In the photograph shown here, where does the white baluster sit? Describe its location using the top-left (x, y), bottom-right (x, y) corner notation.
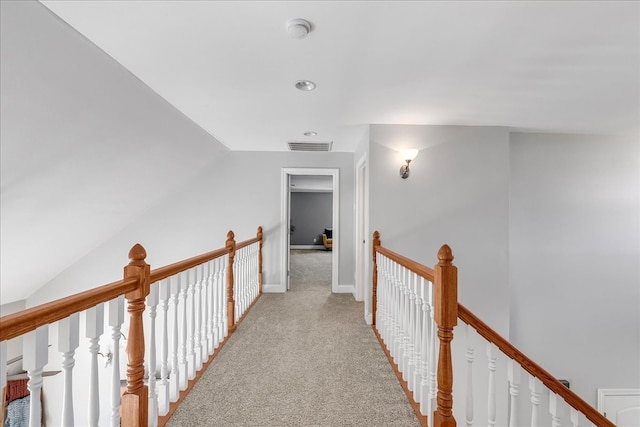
top-left (486, 342), bottom-right (497, 427)
top-left (222, 256), bottom-right (229, 339)
top-left (570, 408), bottom-right (579, 427)
top-left (399, 267), bottom-right (410, 374)
top-left (108, 296), bottom-right (124, 427)
top-left (508, 359), bottom-right (521, 427)
top-left (59, 313), bottom-right (80, 426)
top-left (529, 376), bottom-right (543, 427)
top-left (158, 280), bottom-right (170, 416)
top-left (550, 392), bottom-right (562, 427)
top-left (383, 255), bottom-right (391, 347)
top-left (200, 263), bottom-right (209, 363)
top-left (418, 283), bottom-right (431, 417)
top-left (392, 262), bottom-right (403, 363)
top-left (465, 323), bottom-right (475, 427)
top-left (405, 271), bottom-right (416, 389)
top-left (170, 275), bottom-right (181, 400)
top-left (207, 260), bottom-right (215, 355)
top-left (24, 325), bottom-right (48, 427)
top-left (194, 266), bottom-right (203, 371)
top-left (187, 268), bottom-right (196, 379)
top-left (219, 256), bottom-right (227, 343)
top-left (211, 259), bottom-right (220, 350)
top-left (411, 276), bottom-right (423, 402)
top-left (179, 272), bottom-right (189, 389)
top-left (147, 284), bottom-right (159, 427)
top-left (427, 282), bottom-right (437, 424)
top-left (235, 249), bottom-right (242, 320)
top-left (86, 304), bottom-right (104, 427)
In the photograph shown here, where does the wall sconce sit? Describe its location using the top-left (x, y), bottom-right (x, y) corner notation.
top-left (399, 149), bottom-right (419, 179)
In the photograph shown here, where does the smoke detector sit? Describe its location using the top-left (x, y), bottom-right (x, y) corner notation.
top-left (287, 19), bottom-right (312, 39)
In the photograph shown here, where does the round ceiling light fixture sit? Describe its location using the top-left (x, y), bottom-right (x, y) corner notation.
top-left (304, 131), bottom-right (317, 137)
top-left (295, 80), bottom-right (316, 91)
top-left (287, 18), bottom-right (312, 39)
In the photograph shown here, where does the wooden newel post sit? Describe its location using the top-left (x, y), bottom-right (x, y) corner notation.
top-left (121, 244), bottom-right (150, 427)
top-left (257, 226), bottom-right (263, 295)
top-left (372, 231), bottom-right (381, 326)
top-left (226, 231), bottom-right (237, 332)
top-left (433, 244), bottom-right (458, 427)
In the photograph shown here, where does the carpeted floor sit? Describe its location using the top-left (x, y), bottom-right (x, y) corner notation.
top-left (165, 249), bottom-right (419, 426)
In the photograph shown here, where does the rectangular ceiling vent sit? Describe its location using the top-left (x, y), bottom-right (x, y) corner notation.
top-left (287, 141), bottom-right (333, 152)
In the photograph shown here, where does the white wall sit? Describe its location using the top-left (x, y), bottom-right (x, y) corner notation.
top-left (30, 150), bottom-right (355, 306)
top-left (369, 125), bottom-right (511, 335)
top-left (509, 132), bottom-right (640, 403)
top-left (1, 0), bottom-right (228, 304)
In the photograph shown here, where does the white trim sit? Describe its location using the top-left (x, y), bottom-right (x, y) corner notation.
top-left (262, 284), bottom-right (285, 293)
top-left (335, 284), bottom-right (355, 294)
top-left (355, 153), bottom-right (371, 323)
top-left (281, 168), bottom-right (340, 293)
top-left (597, 388), bottom-right (640, 411)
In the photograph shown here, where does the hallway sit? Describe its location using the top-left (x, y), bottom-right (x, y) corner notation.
top-left (165, 250), bottom-right (419, 426)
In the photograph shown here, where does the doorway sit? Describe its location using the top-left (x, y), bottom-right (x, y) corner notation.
top-left (281, 168), bottom-right (339, 293)
top-left (355, 153), bottom-right (370, 323)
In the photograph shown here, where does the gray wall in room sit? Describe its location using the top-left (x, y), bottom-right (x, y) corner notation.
top-left (369, 125), bottom-right (511, 337)
top-left (290, 192), bottom-right (332, 246)
top-left (367, 124), bottom-right (640, 408)
top-left (509, 132), bottom-right (639, 404)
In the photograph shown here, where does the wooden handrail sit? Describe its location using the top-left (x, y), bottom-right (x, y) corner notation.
top-left (1, 228), bottom-right (264, 427)
top-left (374, 245), bottom-right (436, 282)
top-left (150, 247), bottom-right (230, 284)
top-left (458, 304), bottom-right (615, 427)
top-left (0, 277), bottom-right (138, 342)
top-left (1, 232), bottom-right (263, 343)
top-left (236, 236), bottom-right (260, 251)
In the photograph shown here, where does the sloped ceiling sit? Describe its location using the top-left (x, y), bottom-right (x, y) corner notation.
top-left (0, 1), bottom-right (228, 304)
top-left (1, 1), bottom-right (638, 305)
top-left (39, 0), bottom-right (639, 152)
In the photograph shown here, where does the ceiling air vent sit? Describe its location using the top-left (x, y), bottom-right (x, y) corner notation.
top-left (287, 141), bottom-right (333, 152)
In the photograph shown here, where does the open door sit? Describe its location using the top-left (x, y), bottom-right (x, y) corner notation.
top-left (281, 168), bottom-right (339, 293)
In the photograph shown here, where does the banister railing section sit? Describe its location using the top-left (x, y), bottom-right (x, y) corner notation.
top-left (0, 227), bottom-right (263, 427)
top-left (371, 230), bottom-right (614, 427)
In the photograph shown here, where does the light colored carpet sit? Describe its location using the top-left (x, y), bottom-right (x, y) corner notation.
top-left (166, 249), bottom-right (419, 426)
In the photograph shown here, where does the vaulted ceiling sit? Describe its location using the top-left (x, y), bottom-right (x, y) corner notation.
top-left (1, 1), bottom-right (638, 306)
top-left (40, 1), bottom-right (639, 152)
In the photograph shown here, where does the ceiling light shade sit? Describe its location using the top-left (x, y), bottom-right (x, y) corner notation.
top-left (304, 131), bottom-right (317, 136)
top-left (287, 19), bottom-right (311, 39)
top-left (295, 80), bottom-right (316, 91)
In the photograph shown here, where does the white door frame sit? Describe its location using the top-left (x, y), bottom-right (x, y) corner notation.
top-left (355, 153), bottom-right (371, 323)
top-left (281, 168), bottom-right (339, 293)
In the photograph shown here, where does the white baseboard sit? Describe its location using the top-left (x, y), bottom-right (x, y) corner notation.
top-left (334, 283), bottom-right (355, 296)
top-left (290, 245), bottom-right (325, 250)
top-left (262, 284), bottom-right (285, 293)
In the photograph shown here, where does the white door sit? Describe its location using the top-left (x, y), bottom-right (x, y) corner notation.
top-left (598, 388), bottom-right (640, 426)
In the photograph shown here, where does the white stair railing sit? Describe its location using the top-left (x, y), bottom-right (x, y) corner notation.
top-left (0, 227), bottom-right (263, 427)
top-left (59, 313), bottom-right (80, 426)
top-left (86, 304), bottom-right (104, 427)
top-left (25, 325), bottom-right (48, 427)
top-left (456, 305), bottom-right (615, 427)
top-left (372, 235), bottom-right (439, 422)
top-left (371, 231), bottom-right (613, 427)
top-left (108, 296), bottom-right (124, 427)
